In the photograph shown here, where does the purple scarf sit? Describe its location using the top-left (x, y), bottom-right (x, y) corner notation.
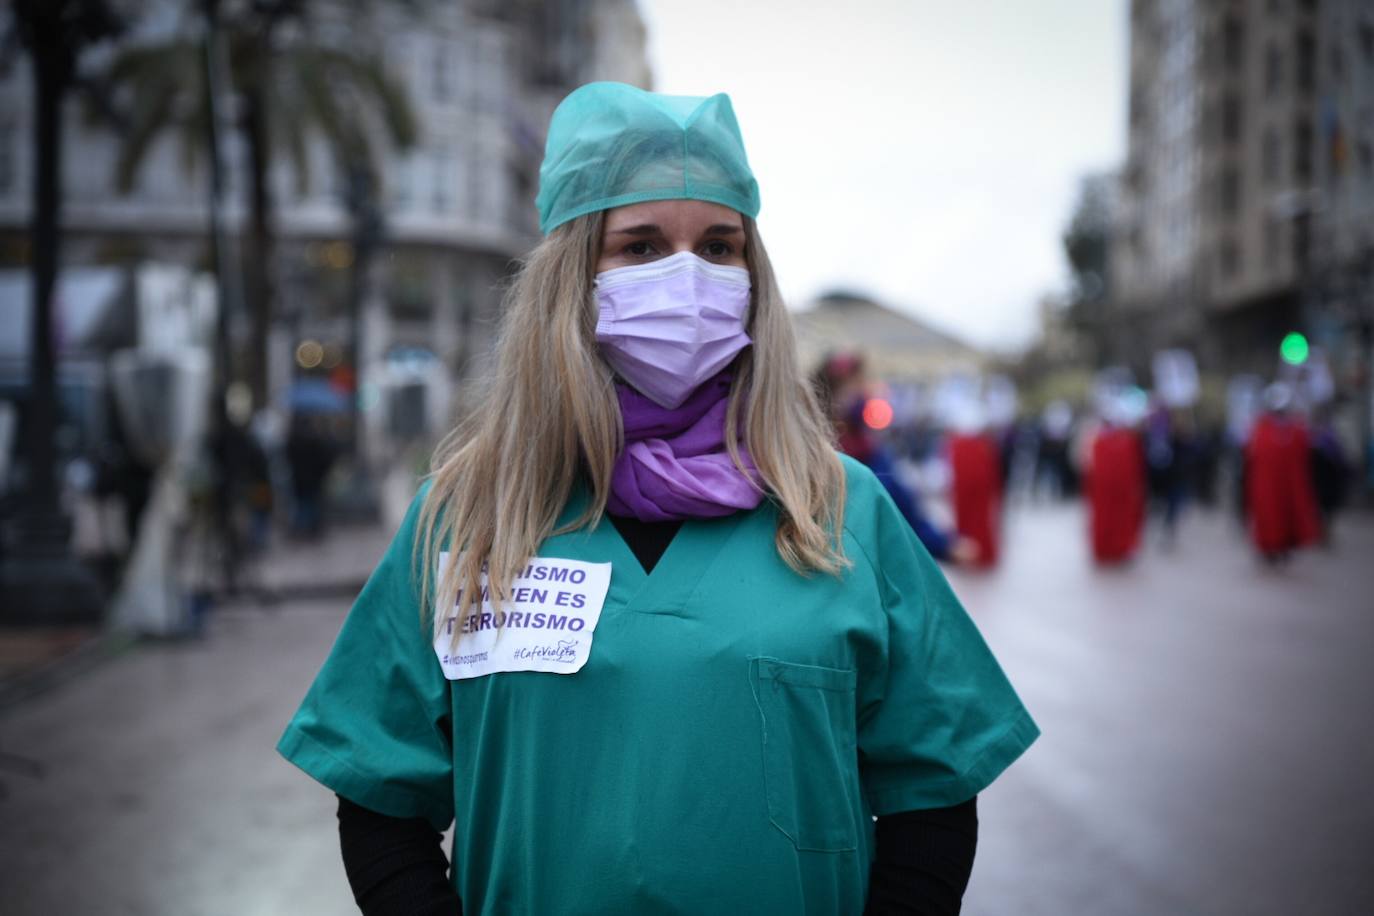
top-left (609, 371), bottom-right (765, 521)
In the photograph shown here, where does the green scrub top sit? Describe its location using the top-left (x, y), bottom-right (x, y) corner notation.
top-left (278, 455), bottom-right (1038, 914)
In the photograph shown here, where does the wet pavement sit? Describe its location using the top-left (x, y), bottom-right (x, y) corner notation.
top-left (957, 506), bottom-right (1374, 916)
top-left (2, 503), bottom-right (1372, 915)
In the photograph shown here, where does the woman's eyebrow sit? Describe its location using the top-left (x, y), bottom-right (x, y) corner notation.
top-left (608, 223), bottom-right (742, 237)
top-left (608, 224), bottom-right (661, 236)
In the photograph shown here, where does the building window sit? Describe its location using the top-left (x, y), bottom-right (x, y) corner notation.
top-left (1294, 117), bottom-right (1313, 181)
top-left (328, 155), bottom-right (348, 202)
top-left (476, 38), bottom-right (500, 112)
top-left (1219, 239), bottom-right (1240, 279)
top-left (0, 119), bottom-right (13, 194)
top-left (386, 251), bottom-right (435, 320)
top-left (1219, 167), bottom-right (1242, 215)
top-left (432, 147), bottom-right (453, 213)
top-left (1293, 212), bottom-right (1310, 270)
top-left (1330, 43), bottom-right (1346, 85)
top-left (1221, 94), bottom-right (1243, 143)
top-left (1223, 16), bottom-right (1245, 72)
top-left (433, 43), bottom-right (453, 102)
top-left (390, 155), bottom-right (414, 211)
top-left (1262, 129), bottom-right (1282, 184)
top-left (466, 139), bottom-right (484, 219)
top-left (1296, 30), bottom-right (1316, 92)
top-left (1265, 45), bottom-right (1284, 95)
top-left (1264, 220), bottom-right (1282, 269)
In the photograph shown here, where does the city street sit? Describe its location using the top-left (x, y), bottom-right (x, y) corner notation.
top-left (2, 502), bottom-right (1372, 915)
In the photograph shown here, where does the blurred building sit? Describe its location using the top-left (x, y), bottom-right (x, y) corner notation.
top-left (1311, 0), bottom-right (1374, 388)
top-left (1112, 0), bottom-right (1202, 356)
top-left (792, 291), bottom-right (987, 382)
top-left (1112, 0), bottom-right (1371, 372)
top-left (1111, 0), bottom-right (1373, 486)
top-left (0, 0), bottom-right (651, 463)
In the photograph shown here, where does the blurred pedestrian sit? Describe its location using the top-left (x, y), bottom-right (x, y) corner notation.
top-left (1309, 406), bottom-right (1350, 542)
top-left (278, 82), bottom-right (1037, 915)
top-left (1144, 402), bottom-right (1193, 549)
top-left (1083, 403), bottom-right (1147, 565)
top-left (1191, 420), bottom-right (1224, 509)
top-left (946, 405), bottom-right (1002, 569)
top-left (285, 413), bottom-right (338, 539)
top-left (218, 416), bottom-right (273, 554)
top-left (1244, 384), bottom-right (1321, 563)
top-left (813, 351), bottom-right (981, 566)
top-left (1036, 400), bottom-right (1076, 500)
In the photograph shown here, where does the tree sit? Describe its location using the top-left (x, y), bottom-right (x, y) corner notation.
top-left (2, 1), bottom-right (127, 623)
top-left (97, 0), bottom-right (418, 408)
top-left (1061, 173), bottom-right (1117, 366)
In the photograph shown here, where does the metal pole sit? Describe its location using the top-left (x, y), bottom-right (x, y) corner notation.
top-left (0, 5), bottom-right (102, 623)
top-left (336, 161), bottom-right (382, 522)
top-left (201, 0), bottom-right (244, 595)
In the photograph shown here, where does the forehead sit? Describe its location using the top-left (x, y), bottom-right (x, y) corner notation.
top-left (602, 199), bottom-right (744, 232)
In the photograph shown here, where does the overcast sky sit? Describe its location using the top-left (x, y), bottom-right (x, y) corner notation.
top-left (637, 0), bottom-right (1128, 352)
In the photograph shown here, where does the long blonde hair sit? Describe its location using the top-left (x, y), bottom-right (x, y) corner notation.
top-left (416, 210), bottom-right (847, 636)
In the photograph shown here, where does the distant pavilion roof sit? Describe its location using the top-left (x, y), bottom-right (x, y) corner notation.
top-left (791, 292), bottom-right (986, 381)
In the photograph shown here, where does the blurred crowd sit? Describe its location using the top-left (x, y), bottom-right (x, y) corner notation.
top-left (812, 351), bottom-right (1355, 572)
top-left (0, 340), bottom-right (1356, 639)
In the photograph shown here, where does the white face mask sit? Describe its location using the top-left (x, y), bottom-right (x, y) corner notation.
top-left (593, 251), bottom-right (753, 409)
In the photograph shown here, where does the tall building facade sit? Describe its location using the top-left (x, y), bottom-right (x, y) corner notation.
top-left (1111, 0), bottom-right (1372, 376)
top-left (1310, 0), bottom-right (1374, 381)
top-left (1113, 0), bottom-right (1204, 361)
top-left (0, 0), bottom-right (652, 457)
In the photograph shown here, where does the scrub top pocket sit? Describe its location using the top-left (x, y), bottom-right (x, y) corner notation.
top-left (750, 657), bottom-right (861, 853)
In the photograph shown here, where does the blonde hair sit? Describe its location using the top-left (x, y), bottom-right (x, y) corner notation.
top-left (416, 211), bottom-right (847, 638)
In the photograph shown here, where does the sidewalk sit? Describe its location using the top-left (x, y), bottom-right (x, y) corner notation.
top-left (0, 625), bottom-right (132, 712)
top-left (251, 465), bottom-right (416, 600)
top-left (0, 521), bottom-right (392, 713)
top-left (0, 468), bottom-right (421, 712)
top-left (250, 523), bottom-right (393, 601)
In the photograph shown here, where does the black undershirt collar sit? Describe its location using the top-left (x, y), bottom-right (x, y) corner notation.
top-left (607, 513), bottom-right (683, 574)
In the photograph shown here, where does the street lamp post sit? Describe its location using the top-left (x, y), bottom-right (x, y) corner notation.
top-left (332, 160), bottom-right (384, 521)
top-left (201, 0), bottom-right (245, 595)
top-left (0, 1), bottom-right (120, 624)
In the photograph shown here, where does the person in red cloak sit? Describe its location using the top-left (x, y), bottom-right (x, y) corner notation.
top-left (1084, 408), bottom-right (1147, 565)
top-left (1244, 384), bottom-right (1322, 562)
top-left (946, 411), bottom-right (1002, 569)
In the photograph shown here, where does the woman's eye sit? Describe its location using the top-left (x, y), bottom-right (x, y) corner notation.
top-left (702, 240), bottom-right (733, 258)
top-left (625, 241), bottom-right (657, 257)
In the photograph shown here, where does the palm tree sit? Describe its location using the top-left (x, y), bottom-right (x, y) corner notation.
top-left (98, 0), bottom-right (419, 408)
top-left (2, 0), bottom-right (126, 623)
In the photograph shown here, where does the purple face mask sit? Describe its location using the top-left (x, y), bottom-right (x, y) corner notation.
top-left (594, 251), bottom-right (752, 409)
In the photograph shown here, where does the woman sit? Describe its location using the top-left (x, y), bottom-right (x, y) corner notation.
top-left (278, 82), bottom-right (1037, 915)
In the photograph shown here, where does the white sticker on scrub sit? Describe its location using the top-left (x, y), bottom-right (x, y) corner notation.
top-left (432, 552), bottom-right (612, 680)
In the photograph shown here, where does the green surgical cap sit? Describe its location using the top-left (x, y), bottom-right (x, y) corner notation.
top-left (536, 81), bottom-right (761, 235)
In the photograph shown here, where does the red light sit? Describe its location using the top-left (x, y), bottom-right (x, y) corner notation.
top-left (862, 398), bottom-right (893, 430)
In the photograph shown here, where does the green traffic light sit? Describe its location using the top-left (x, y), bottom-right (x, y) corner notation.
top-left (1280, 332), bottom-right (1309, 366)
